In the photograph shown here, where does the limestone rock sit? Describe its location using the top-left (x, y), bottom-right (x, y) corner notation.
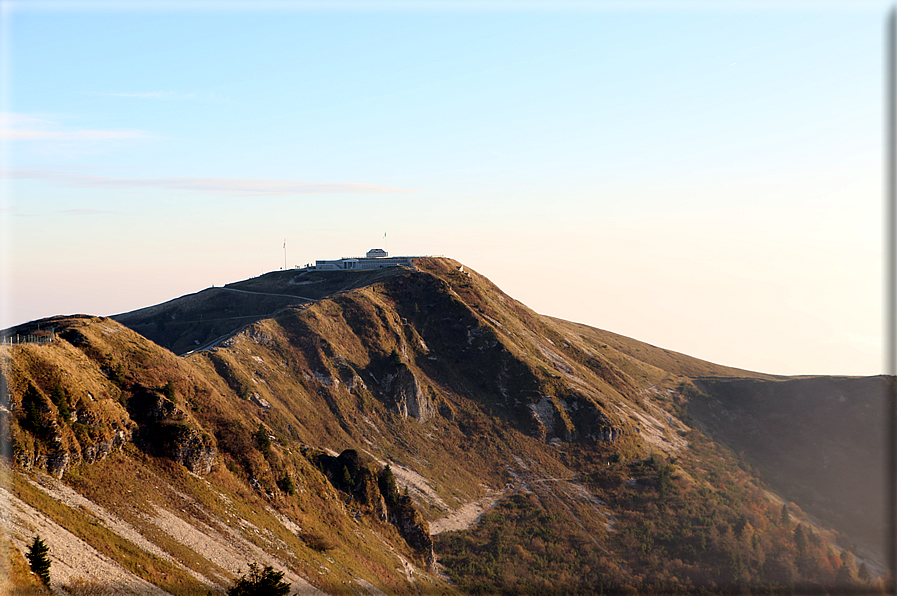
top-left (168, 426), bottom-right (216, 475)
top-left (383, 364), bottom-right (437, 423)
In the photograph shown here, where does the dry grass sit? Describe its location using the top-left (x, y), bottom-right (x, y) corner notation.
top-left (61, 577), bottom-right (119, 596)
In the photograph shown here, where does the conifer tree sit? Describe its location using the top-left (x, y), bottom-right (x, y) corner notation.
top-left (26, 535), bottom-right (51, 587)
top-left (836, 549), bottom-right (857, 583)
top-left (379, 464), bottom-right (399, 507)
top-left (858, 562), bottom-right (872, 583)
top-left (779, 503), bottom-right (790, 526)
top-left (49, 383), bottom-right (71, 423)
top-left (341, 465), bottom-right (353, 491)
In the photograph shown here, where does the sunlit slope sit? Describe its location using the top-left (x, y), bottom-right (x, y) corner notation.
top-left (2, 314), bottom-right (453, 593)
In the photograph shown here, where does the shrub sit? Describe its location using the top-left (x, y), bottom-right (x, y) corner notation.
top-left (277, 474), bottom-right (295, 495)
top-left (160, 380), bottom-right (176, 401)
top-left (299, 531), bottom-right (335, 552)
top-left (389, 349), bottom-right (403, 367)
top-left (254, 424), bottom-right (271, 455)
top-left (227, 563), bottom-right (290, 596)
top-left (63, 576), bottom-right (117, 595)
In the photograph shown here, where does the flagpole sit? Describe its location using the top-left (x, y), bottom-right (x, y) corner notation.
top-left (284, 239), bottom-right (287, 270)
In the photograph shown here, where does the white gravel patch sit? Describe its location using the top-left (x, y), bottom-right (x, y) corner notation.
top-left (0, 486), bottom-right (166, 595)
top-left (429, 494), bottom-right (500, 535)
top-left (24, 475), bottom-right (213, 587)
top-left (145, 506), bottom-right (325, 595)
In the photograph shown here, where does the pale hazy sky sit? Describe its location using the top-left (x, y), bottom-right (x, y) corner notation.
top-left (0, 1), bottom-right (890, 376)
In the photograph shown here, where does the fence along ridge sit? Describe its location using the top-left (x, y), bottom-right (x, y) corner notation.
top-left (0, 330), bottom-right (57, 345)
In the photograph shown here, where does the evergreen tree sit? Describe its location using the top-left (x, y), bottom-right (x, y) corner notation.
top-left (50, 383), bottom-right (71, 422)
top-left (379, 464), bottom-right (399, 507)
top-left (22, 385), bottom-right (45, 435)
top-left (779, 503), bottom-right (790, 526)
top-left (793, 525), bottom-right (807, 554)
top-left (858, 562), bottom-right (872, 583)
top-left (26, 535), bottom-right (51, 587)
top-left (277, 474), bottom-right (295, 496)
top-left (341, 465), bottom-right (354, 491)
top-left (836, 549), bottom-right (857, 584)
top-left (254, 424), bottom-right (271, 455)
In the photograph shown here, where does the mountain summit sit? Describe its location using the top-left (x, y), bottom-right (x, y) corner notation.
top-left (1, 258), bottom-right (889, 594)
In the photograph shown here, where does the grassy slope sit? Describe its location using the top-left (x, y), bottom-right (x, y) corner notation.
top-left (2, 315), bottom-right (445, 595)
top-left (111, 268), bottom-right (410, 356)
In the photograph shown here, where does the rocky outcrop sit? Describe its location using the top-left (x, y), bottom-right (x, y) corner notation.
top-left (249, 392), bottom-right (271, 410)
top-left (167, 426), bottom-right (216, 475)
top-left (128, 385), bottom-right (216, 475)
top-left (81, 428), bottom-right (131, 464)
top-left (381, 364), bottom-right (438, 423)
top-left (527, 396), bottom-right (577, 443)
top-left (313, 449), bottom-right (388, 520)
top-left (313, 449), bottom-right (434, 566)
top-left (42, 449), bottom-right (70, 479)
top-left (390, 495), bottom-right (436, 570)
top-left (129, 391), bottom-right (184, 421)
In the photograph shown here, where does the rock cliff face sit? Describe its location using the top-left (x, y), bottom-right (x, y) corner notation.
top-left (391, 495), bottom-right (436, 569)
top-left (127, 384), bottom-right (217, 475)
top-left (166, 425), bottom-right (216, 475)
top-left (381, 364), bottom-right (438, 423)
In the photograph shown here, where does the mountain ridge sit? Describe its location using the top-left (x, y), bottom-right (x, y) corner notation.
top-left (1, 257), bottom-right (889, 594)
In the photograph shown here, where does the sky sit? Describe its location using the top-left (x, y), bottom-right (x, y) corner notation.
top-left (0, 0), bottom-right (890, 376)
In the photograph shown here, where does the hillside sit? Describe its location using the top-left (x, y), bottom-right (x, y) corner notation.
top-left (1, 258), bottom-right (890, 595)
top-left (112, 267), bottom-right (410, 356)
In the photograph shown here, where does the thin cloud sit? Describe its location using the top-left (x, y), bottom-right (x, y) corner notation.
top-left (3, 170), bottom-right (419, 195)
top-left (0, 112), bottom-right (153, 142)
top-left (3, 129), bottom-right (151, 141)
top-left (0, 204), bottom-right (118, 217)
top-left (55, 208), bottom-right (120, 216)
top-left (88, 91), bottom-right (228, 102)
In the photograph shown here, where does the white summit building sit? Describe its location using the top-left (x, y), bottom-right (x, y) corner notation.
top-left (314, 249), bottom-right (414, 271)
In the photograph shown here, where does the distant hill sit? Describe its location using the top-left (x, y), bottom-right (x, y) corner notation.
top-left (1, 257), bottom-right (889, 594)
